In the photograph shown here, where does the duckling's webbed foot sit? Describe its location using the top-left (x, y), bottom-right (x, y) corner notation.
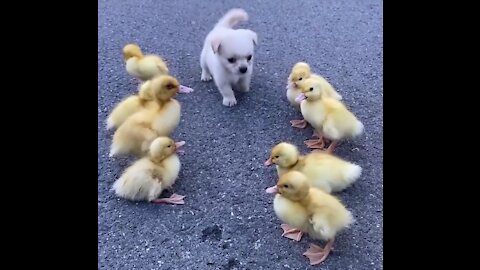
top-left (280, 224), bottom-right (304, 241)
top-left (311, 130), bottom-right (331, 143)
top-left (326, 140), bottom-right (339, 153)
top-left (304, 137), bottom-right (326, 149)
top-left (303, 239), bottom-right (334, 265)
top-left (290, 119), bottom-right (307, 129)
top-left (151, 193), bottom-right (185, 205)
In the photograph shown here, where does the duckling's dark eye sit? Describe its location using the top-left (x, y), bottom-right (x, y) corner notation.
top-left (228, 58), bottom-right (236, 63)
top-left (167, 145), bottom-right (171, 148)
top-left (309, 87), bottom-right (314, 91)
top-left (283, 184), bottom-right (289, 188)
top-left (247, 55), bottom-right (252, 61)
top-left (166, 84), bottom-right (175, 89)
top-left (298, 78), bottom-right (302, 81)
top-left (275, 156), bottom-right (279, 158)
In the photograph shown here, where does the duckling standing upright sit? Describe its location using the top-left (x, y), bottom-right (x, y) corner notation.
top-left (109, 75), bottom-right (183, 157)
top-left (106, 78), bottom-right (193, 130)
top-left (265, 142), bottom-right (361, 193)
top-left (296, 77), bottom-right (363, 153)
top-left (264, 142), bottom-right (361, 240)
top-left (123, 43), bottom-right (194, 93)
top-left (266, 171), bottom-right (354, 265)
top-left (286, 62), bottom-right (342, 129)
top-left (106, 81), bottom-right (158, 130)
top-left (112, 137), bottom-right (186, 204)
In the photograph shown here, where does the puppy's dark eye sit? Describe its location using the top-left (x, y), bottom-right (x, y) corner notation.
top-left (309, 87), bottom-right (314, 91)
top-left (274, 156), bottom-right (279, 158)
top-left (246, 55), bottom-right (252, 61)
top-left (298, 78), bottom-right (302, 81)
top-left (228, 58), bottom-right (236, 63)
top-left (283, 184), bottom-right (289, 188)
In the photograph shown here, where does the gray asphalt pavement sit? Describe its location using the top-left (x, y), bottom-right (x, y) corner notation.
top-left (98, 0), bottom-right (383, 269)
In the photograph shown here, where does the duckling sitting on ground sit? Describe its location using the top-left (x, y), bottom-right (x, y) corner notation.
top-left (112, 137), bottom-right (186, 204)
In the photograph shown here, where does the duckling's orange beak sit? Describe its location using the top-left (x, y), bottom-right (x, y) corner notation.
top-left (179, 85), bottom-right (194, 93)
top-left (264, 157), bottom-right (273, 166)
top-left (175, 141), bottom-right (185, 153)
top-left (265, 185), bottom-right (278, 194)
top-left (295, 93), bottom-right (306, 102)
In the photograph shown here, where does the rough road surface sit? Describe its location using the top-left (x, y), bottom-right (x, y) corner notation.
top-left (98, 0), bottom-right (383, 269)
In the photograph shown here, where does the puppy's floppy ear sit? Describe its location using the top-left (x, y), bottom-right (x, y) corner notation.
top-left (211, 38), bottom-right (222, 54)
top-left (246, 30), bottom-right (258, 46)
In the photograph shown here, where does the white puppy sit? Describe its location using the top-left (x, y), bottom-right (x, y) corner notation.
top-left (200, 8), bottom-right (258, 107)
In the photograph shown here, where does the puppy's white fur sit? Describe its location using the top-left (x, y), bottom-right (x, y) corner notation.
top-left (200, 8), bottom-right (258, 106)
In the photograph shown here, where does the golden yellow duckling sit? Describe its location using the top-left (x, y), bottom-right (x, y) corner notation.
top-left (266, 171), bottom-right (354, 265)
top-left (264, 142), bottom-right (361, 241)
top-left (296, 77), bottom-right (363, 153)
top-left (287, 62), bottom-right (342, 129)
top-left (106, 78), bottom-right (193, 130)
top-left (109, 75), bottom-right (183, 157)
top-left (123, 43), bottom-right (194, 93)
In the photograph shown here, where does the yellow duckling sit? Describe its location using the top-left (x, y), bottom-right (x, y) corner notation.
top-left (123, 43), bottom-right (194, 93)
top-left (106, 81), bottom-right (156, 130)
top-left (106, 78), bottom-right (193, 130)
top-left (123, 43), bottom-right (169, 81)
top-left (112, 137), bottom-right (185, 204)
top-left (266, 171), bottom-right (354, 265)
top-left (265, 142), bottom-right (361, 192)
top-left (296, 77), bottom-right (363, 153)
top-left (264, 142), bottom-right (361, 241)
top-left (287, 62), bottom-right (342, 129)
top-left (109, 75), bottom-right (183, 157)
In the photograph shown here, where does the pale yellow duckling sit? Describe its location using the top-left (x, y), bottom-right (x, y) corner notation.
top-left (287, 62), bottom-right (342, 129)
top-left (109, 75), bottom-right (183, 157)
top-left (266, 171), bottom-right (354, 265)
top-left (264, 142), bottom-right (361, 241)
top-left (123, 43), bottom-right (194, 93)
top-left (296, 77), bottom-right (364, 153)
top-left (112, 137), bottom-right (185, 204)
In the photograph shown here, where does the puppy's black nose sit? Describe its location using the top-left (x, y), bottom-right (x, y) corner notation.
top-left (239, 66), bottom-right (248, 73)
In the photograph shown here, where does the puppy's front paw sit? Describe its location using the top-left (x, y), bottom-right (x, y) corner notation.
top-left (201, 71), bottom-right (212, 81)
top-left (222, 97), bottom-right (237, 107)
